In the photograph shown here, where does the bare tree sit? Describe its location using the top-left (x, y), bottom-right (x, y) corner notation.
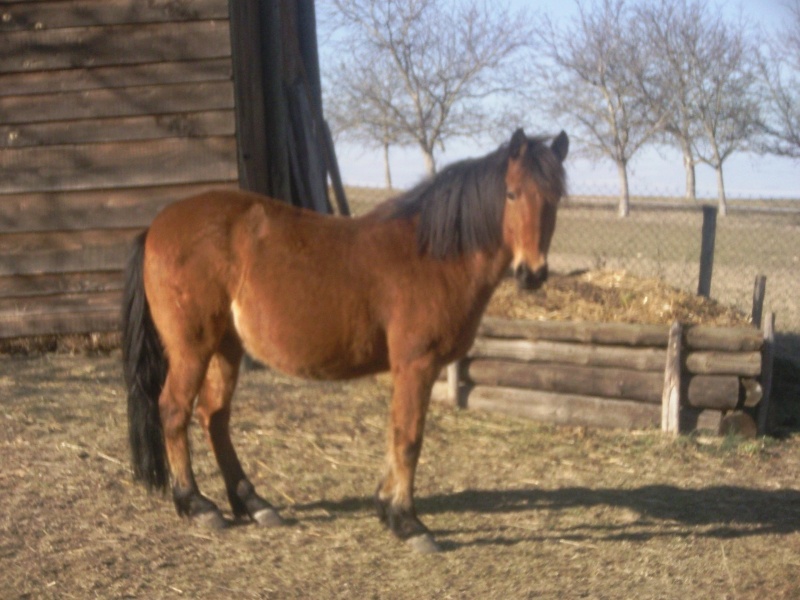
top-left (636, 0), bottom-right (708, 200)
top-left (758, 0), bottom-right (800, 159)
top-left (533, 0), bottom-right (664, 216)
top-left (637, 0), bottom-right (760, 214)
top-left (325, 53), bottom-right (408, 188)
top-left (321, 0), bottom-right (533, 176)
top-left (690, 12), bottom-right (761, 216)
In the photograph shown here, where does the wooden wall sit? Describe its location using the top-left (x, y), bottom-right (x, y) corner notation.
top-left (0, 0), bottom-right (238, 338)
top-left (433, 317), bottom-right (770, 434)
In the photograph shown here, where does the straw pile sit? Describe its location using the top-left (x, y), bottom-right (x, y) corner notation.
top-left (487, 269), bottom-right (751, 327)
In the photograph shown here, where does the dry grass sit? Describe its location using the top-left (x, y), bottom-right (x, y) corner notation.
top-left (1, 354), bottom-right (799, 598)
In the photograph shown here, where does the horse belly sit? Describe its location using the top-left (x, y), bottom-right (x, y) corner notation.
top-left (231, 297), bottom-right (387, 380)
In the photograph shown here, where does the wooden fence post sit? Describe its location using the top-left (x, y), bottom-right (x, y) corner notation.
top-left (661, 321), bottom-right (682, 435)
top-left (697, 205), bottom-right (717, 298)
top-left (751, 274), bottom-right (767, 328)
top-left (757, 312), bottom-right (775, 435)
top-left (447, 361), bottom-right (464, 408)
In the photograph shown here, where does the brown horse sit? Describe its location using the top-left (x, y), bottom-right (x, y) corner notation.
top-left (122, 128), bottom-right (568, 553)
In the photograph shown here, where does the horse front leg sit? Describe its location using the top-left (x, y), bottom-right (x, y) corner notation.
top-left (376, 357), bottom-right (441, 553)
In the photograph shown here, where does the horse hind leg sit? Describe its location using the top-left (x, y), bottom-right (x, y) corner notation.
top-left (195, 331), bottom-right (283, 527)
top-left (159, 354), bottom-right (227, 529)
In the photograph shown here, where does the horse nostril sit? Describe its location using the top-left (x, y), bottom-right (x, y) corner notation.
top-left (515, 264), bottom-right (548, 290)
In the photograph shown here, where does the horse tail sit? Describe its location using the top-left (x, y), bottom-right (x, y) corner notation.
top-left (122, 230), bottom-right (169, 492)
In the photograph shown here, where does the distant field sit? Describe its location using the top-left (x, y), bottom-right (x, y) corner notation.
top-left (344, 187), bottom-right (800, 349)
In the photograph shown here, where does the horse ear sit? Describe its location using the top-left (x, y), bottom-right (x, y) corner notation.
top-left (509, 128), bottom-right (527, 158)
top-left (551, 130), bottom-right (569, 162)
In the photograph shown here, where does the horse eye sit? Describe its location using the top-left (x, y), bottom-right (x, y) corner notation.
top-left (506, 191), bottom-right (516, 201)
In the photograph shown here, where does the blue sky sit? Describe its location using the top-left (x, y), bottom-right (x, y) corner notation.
top-left (321, 0), bottom-right (799, 199)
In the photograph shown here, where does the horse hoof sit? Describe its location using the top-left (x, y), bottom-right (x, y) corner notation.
top-left (253, 508), bottom-right (284, 527)
top-left (195, 510), bottom-right (228, 531)
top-left (406, 533), bottom-right (441, 554)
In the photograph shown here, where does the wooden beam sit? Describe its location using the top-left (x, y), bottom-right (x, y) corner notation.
top-left (684, 375), bottom-right (762, 410)
top-left (684, 350), bottom-right (761, 376)
top-left (683, 324), bottom-right (763, 352)
top-left (465, 359), bottom-right (663, 404)
top-left (479, 317), bottom-right (669, 346)
top-left (469, 337), bottom-right (666, 371)
top-left (661, 321), bottom-right (682, 435)
top-left (432, 383), bottom-right (661, 431)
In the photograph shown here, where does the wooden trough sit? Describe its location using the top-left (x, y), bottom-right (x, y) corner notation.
top-left (433, 316), bottom-right (775, 435)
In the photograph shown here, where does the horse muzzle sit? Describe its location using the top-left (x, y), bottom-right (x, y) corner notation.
top-left (515, 263), bottom-right (548, 291)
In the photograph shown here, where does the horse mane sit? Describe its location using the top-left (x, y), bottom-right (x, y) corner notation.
top-left (386, 136), bottom-right (566, 259)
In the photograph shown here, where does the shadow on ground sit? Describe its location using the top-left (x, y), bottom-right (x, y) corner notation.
top-left (294, 484), bottom-right (800, 548)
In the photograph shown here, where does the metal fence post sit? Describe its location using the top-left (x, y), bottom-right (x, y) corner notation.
top-left (697, 205), bottom-right (717, 297)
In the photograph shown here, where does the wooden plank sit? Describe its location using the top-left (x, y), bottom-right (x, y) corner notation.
top-left (684, 350), bottom-right (761, 376)
top-left (0, 182), bottom-right (237, 233)
top-left (469, 337), bottom-right (666, 371)
top-left (0, 58), bottom-right (233, 96)
top-left (0, 228), bottom-right (141, 276)
top-left (0, 299), bottom-right (121, 338)
top-left (0, 271), bottom-right (123, 299)
top-left (0, 0), bottom-right (228, 32)
top-left (431, 383), bottom-right (661, 431)
top-left (1, 21), bottom-right (231, 73)
top-left (478, 317), bottom-right (669, 346)
top-left (0, 136), bottom-right (237, 194)
top-left (465, 359), bottom-right (663, 404)
top-left (0, 82), bottom-right (235, 125)
top-left (661, 321), bottom-right (681, 434)
top-left (1, 110), bottom-right (235, 149)
top-left (683, 324), bottom-right (762, 352)
top-left (0, 289), bottom-right (120, 317)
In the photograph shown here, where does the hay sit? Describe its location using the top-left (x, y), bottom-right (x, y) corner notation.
top-left (487, 269), bottom-right (751, 327)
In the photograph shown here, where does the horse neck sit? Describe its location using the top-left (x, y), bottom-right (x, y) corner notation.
top-left (464, 244), bottom-right (514, 297)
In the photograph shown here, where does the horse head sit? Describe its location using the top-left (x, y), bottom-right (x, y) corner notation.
top-left (502, 128), bottom-right (569, 290)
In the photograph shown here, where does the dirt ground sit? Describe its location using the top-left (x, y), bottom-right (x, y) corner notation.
top-left (2, 350), bottom-right (800, 599)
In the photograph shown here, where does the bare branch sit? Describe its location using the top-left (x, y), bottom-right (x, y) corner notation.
top-left (321, 0), bottom-right (534, 175)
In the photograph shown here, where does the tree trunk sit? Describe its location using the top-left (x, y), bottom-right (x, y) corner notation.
top-left (681, 142), bottom-right (696, 201)
top-left (617, 160), bottom-right (630, 217)
top-left (383, 141), bottom-right (393, 190)
top-left (716, 164), bottom-right (728, 216)
top-left (422, 146), bottom-right (436, 176)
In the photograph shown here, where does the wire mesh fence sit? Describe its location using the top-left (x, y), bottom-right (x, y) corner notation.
top-left (344, 186), bottom-right (800, 358)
